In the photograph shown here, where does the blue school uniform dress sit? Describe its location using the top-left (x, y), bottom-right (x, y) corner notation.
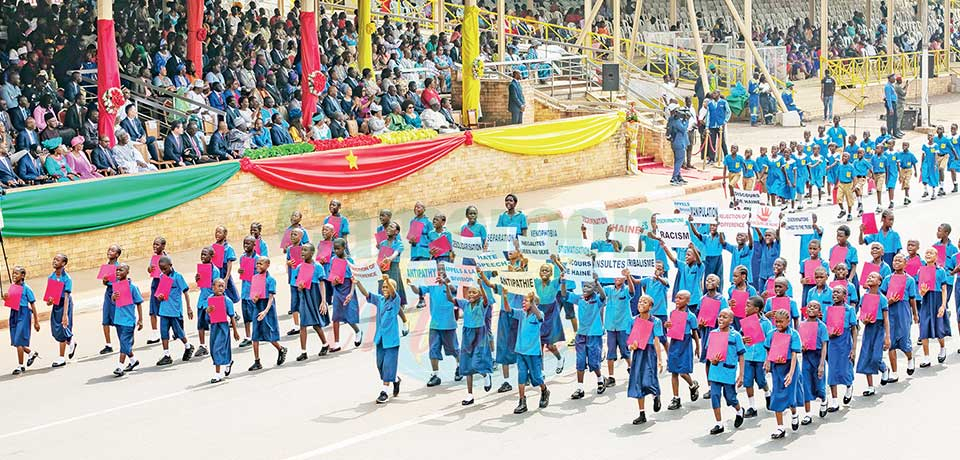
top-left (918, 267), bottom-right (952, 340)
top-left (495, 288), bottom-right (522, 366)
top-left (765, 328), bottom-right (803, 412)
top-left (765, 155), bottom-right (784, 198)
top-left (800, 320), bottom-right (828, 402)
top-left (639, 277), bottom-right (669, 318)
top-left (149, 263), bottom-right (163, 317)
top-left (379, 237), bottom-right (407, 306)
top-left (324, 214), bottom-right (350, 239)
top-left (239, 254), bottom-right (260, 324)
top-left (48, 270), bottom-right (74, 343)
top-left (933, 242), bottom-right (959, 304)
top-left (921, 143), bottom-right (940, 187)
top-left (881, 151), bottom-right (899, 190)
top-left (421, 284), bottom-right (459, 360)
top-left (755, 239), bottom-right (781, 293)
top-left (370, 292), bottom-right (403, 382)
top-left (743, 315), bottom-right (774, 389)
top-left (496, 211), bottom-right (528, 237)
top-left (865, 229), bottom-right (903, 266)
top-left (196, 264), bottom-right (221, 331)
top-left (825, 152), bottom-right (840, 185)
top-left (642, 234), bottom-right (670, 278)
top-left (627, 316), bottom-right (664, 399)
top-left (804, 284), bottom-right (833, 311)
top-left (764, 296), bottom-right (801, 321)
top-left (331, 256), bottom-right (360, 324)
top-left (535, 278), bottom-right (565, 345)
top-left (157, 271), bottom-right (190, 341)
top-left (880, 274), bottom-right (917, 353)
top-left (603, 284), bottom-right (634, 360)
top-left (293, 261), bottom-right (330, 328)
top-left (457, 298), bottom-right (493, 376)
top-left (209, 296), bottom-right (236, 366)
top-left (692, 231), bottom-right (724, 290)
top-left (800, 257), bottom-right (829, 304)
top-left (667, 309), bottom-right (698, 374)
top-left (698, 293), bottom-right (728, 363)
top-left (214, 242), bottom-right (239, 302)
top-left (512, 308), bottom-right (544, 386)
top-left (826, 304), bottom-right (857, 386)
top-left (427, 228), bottom-right (453, 263)
top-left (950, 134), bottom-right (960, 171)
top-left (723, 243), bottom-right (753, 285)
top-left (706, 329), bottom-right (746, 408)
top-left (285, 247), bottom-right (301, 315)
top-left (809, 155), bottom-right (825, 188)
top-left (856, 293), bottom-right (889, 375)
top-left (251, 273), bottom-right (279, 342)
top-left (674, 259), bottom-right (705, 311)
top-left (9, 284), bottom-right (36, 347)
top-left (568, 293), bottom-right (604, 372)
top-left (113, 283), bottom-right (144, 357)
top-left (101, 260), bottom-right (120, 327)
top-left (795, 154), bottom-right (810, 197)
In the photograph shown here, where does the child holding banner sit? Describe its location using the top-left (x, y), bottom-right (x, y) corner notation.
top-left (753, 227), bottom-right (781, 294)
top-left (690, 223), bottom-right (724, 291)
top-left (535, 260), bottom-right (566, 374)
top-left (377, 222), bottom-right (407, 310)
top-left (248, 258), bottom-right (289, 371)
top-left (324, 199), bottom-right (349, 239)
top-left (857, 272), bottom-right (890, 396)
top-left (146, 237), bottom-right (167, 344)
top-left (355, 274), bottom-right (408, 404)
top-left (154, 256), bottom-right (194, 366)
top-left (445, 277), bottom-right (493, 405)
top-left (281, 211), bottom-right (311, 251)
top-left (562, 275), bottom-right (606, 399)
top-left (496, 194), bottom-right (528, 237)
top-left (720, 230), bottom-right (753, 288)
top-left (330, 238), bottom-right (363, 351)
top-left (859, 210), bottom-right (902, 266)
top-left (109, 264), bottom-right (143, 377)
top-left (292, 243), bottom-right (331, 362)
top-left (194, 247), bottom-right (221, 358)
top-left (697, 274), bottom-right (728, 400)
top-left (626, 294), bottom-right (664, 425)
top-left (7, 266), bottom-right (40, 375)
top-left (659, 240), bottom-right (704, 315)
top-left (831, 225), bottom-right (860, 289)
top-left (764, 309), bottom-right (803, 438)
top-left (664, 290), bottom-right (700, 411)
top-left (705, 309), bottom-right (746, 435)
top-left (99, 245), bottom-right (121, 355)
top-left (826, 285), bottom-right (857, 410)
top-left (493, 251), bottom-right (527, 392)
top-left (237, 236), bottom-right (260, 347)
top-left (207, 279), bottom-right (240, 383)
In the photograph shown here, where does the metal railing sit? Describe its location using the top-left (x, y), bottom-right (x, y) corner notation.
top-left (825, 50), bottom-right (950, 88)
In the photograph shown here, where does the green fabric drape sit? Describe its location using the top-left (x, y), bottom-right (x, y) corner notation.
top-left (2, 162), bottom-right (240, 237)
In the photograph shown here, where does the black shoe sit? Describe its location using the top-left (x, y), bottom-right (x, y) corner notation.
top-left (26, 352), bottom-right (38, 367)
top-left (238, 339), bottom-right (252, 348)
top-left (734, 410), bottom-right (744, 428)
top-left (248, 360), bottom-right (262, 371)
top-left (99, 345), bottom-right (113, 355)
top-left (462, 397), bottom-right (475, 406)
top-left (801, 416), bottom-right (812, 426)
top-left (11, 366), bottom-right (24, 375)
top-left (112, 367), bottom-right (124, 377)
top-left (124, 360), bottom-right (140, 372)
top-left (597, 380), bottom-right (606, 394)
top-left (771, 428), bottom-right (786, 439)
top-left (513, 397), bottom-right (528, 414)
top-left (605, 376), bottom-right (616, 387)
top-left (51, 361), bottom-right (66, 368)
top-left (819, 403), bottom-right (828, 417)
top-left (498, 381), bottom-right (513, 393)
top-left (318, 345), bottom-right (330, 357)
top-left (328, 347), bottom-right (341, 353)
top-left (182, 345), bottom-right (195, 361)
top-left (843, 393), bottom-right (852, 405)
top-left (156, 355), bottom-right (173, 366)
top-left (539, 389), bottom-right (550, 409)
top-left (286, 328), bottom-right (299, 336)
top-left (668, 397), bottom-right (682, 410)
top-left (483, 374), bottom-right (492, 392)
top-left (922, 191), bottom-right (930, 198)
top-left (919, 362), bottom-right (931, 368)
top-left (939, 188), bottom-right (946, 197)
top-left (571, 389), bottom-right (585, 400)
top-left (224, 360), bottom-right (234, 377)
top-left (393, 377), bottom-right (402, 397)
top-left (376, 391), bottom-right (389, 404)
top-left (938, 353), bottom-right (947, 364)
top-left (827, 405), bottom-right (840, 413)
top-left (791, 416), bottom-right (800, 431)
top-left (690, 381), bottom-right (700, 401)
top-left (837, 210), bottom-right (846, 219)
top-left (454, 367), bottom-right (463, 382)
top-left (703, 389), bottom-right (711, 400)
top-left (147, 338), bottom-right (160, 345)
top-left (710, 425), bottom-right (724, 435)
top-left (653, 395), bottom-right (662, 413)
top-left (296, 352), bottom-right (308, 362)
top-left (277, 347), bottom-right (288, 366)
top-left (427, 375), bottom-right (441, 387)
top-left (194, 346), bottom-right (208, 358)
top-left (632, 412), bottom-right (647, 425)
top-left (744, 408), bottom-right (758, 418)
top-left (416, 299), bottom-right (426, 309)
top-left (862, 388), bottom-right (876, 396)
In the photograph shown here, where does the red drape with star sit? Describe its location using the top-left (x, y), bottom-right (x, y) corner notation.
top-left (239, 135), bottom-right (467, 193)
top-left (96, 19), bottom-right (122, 146)
top-left (187, 0), bottom-right (204, 79)
top-left (300, 10), bottom-right (320, 126)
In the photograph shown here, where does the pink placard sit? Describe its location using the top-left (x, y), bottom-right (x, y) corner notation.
top-left (887, 274), bottom-right (906, 300)
top-left (317, 240), bottom-right (333, 263)
top-left (44, 278), bottom-right (65, 304)
top-left (803, 259), bottom-right (822, 284)
top-left (771, 296), bottom-right (791, 313)
top-left (764, 278), bottom-right (775, 298)
top-left (375, 230), bottom-right (387, 244)
top-left (239, 256), bottom-right (255, 282)
top-left (826, 305), bottom-right (846, 335)
top-left (251, 274), bottom-right (267, 300)
top-left (919, 265), bottom-right (936, 291)
top-left (935, 245), bottom-right (946, 267)
top-left (288, 245), bottom-right (303, 268)
top-left (408, 220), bottom-right (425, 243)
top-left (212, 243), bottom-right (225, 267)
top-left (859, 293), bottom-right (880, 322)
top-left (377, 244), bottom-right (395, 263)
top-left (706, 330), bottom-right (729, 362)
top-left (197, 263), bottom-right (213, 289)
top-left (4, 284), bottom-right (23, 310)
top-left (697, 297), bottom-right (721, 328)
top-left (97, 264), bottom-right (117, 282)
top-left (114, 279), bottom-right (134, 307)
top-left (667, 309), bottom-right (688, 340)
top-left (741, 315), bottom-right (766, 345)
top-left (829, 246), bottom-right (848, 270)
top-left (296, 263), bottom-right (316, 288)
top-left (280, 229), bottom-right (292, 249)
top-left (329, 258), bottom-right (347, 283)
top-left (254, 238), bottom-right (263, 255)
top-left (327, 216), bottom-right (343, 237)
top-left (730, 289), bottom-right (749, 318)
top-left (154, 275), bottom-right (174, 300)
top-left (461, 226), bottom-right (475, 237)
top-left (429, 235), bottom-right (452, 255)
top-left (905, 256), bottom-right (921, 276)
top-left (149, 255), bottom-right (162, 278)
top-left (859, 262), bottom-right (880, 287)
top-left (627, 317), bottom-right (654, 350)
top-left (861, 212), bottom-right (878, 235)
top-left (208, 296), bottom-right (228, 323)
top-left (767, 331), bottom-right (791, 363)
top-left (799, 321), bottom-right (819, 350)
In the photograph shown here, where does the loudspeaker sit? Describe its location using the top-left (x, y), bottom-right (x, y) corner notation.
top-left (601, 63), bottom-right (620, 91)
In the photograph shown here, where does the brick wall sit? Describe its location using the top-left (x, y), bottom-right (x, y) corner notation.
top-left (451, 77), bottom-right (535, 126)
top-left (7, 125), bottom-right (627, 275)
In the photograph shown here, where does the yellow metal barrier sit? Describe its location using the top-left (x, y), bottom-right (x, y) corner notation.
top-left (825, 50), bottom-right (949, 87)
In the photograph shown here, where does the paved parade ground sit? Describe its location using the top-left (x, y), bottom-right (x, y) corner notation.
top-left (5, 96), bottom-right (960, 460)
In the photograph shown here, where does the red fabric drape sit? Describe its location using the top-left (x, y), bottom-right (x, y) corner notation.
top-left (187, 0), bottom-right (204, 79)
top-left (96, 19), bottom-right (121, 146)
top-left (240, 135), bottom-right (466, 193)
top-left (300, 11), bottom-right (320, 126)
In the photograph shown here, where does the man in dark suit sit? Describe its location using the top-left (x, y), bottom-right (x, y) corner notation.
top-left (0, 148), bottom-right (24, 188)
top-left (163, 121), bottom-right (187, 166)
top-left (63, 71), bottom-right (83, 103)
top-left (322, 86), bottom-right (345, 120)
top-left (508, 70), bottom-right (526, 125)
top-left (8, 96), bottom-right (30, 133)
top-left (63, 94), bottom-right (86, 133)
top-left (91, 135), bottom-right (122, 176)
top-left (119, 105), bottom-right (159, 161)
top-left (269, 113), bottom-right (293, 145)
top-left (207, 121), bottom-right (238, 160)
top-left (15, 117), bottom-right (39, 152)
top-left (15, 147), bottom-right (50, 185)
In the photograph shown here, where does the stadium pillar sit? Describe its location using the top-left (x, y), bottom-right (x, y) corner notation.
top-left (627, 0), bottom-right (643, 60)
top-left (721, 0), bottom-right (787, 112)
top-left (921, 0), bottom-right (930, 127)
top-left (808, 0), bottom-right (815, 22)
top-left (462, 0), bottom-right (481, 123)
top-left (686, 0), bottom-right (710, 102)
top-left (434, 0), bottom-right (444, 33)
top-left (613, 0), bottom-right (621, 62)
top-left (820, 0), bottom-right (827, 77)
top-left (886, 0), bottom-right (894, 68)
top-left (865, 0), bottom-right (872, 29)
top-left (497, 0), bottom-right (506, 61)
top-left (96, 0), bottom-right (122, 146)
top-left (187, 0), bottom-right (203, 79)
top-left (744, 0), bottom-right (752, 84)
top-left (301, 0), bottom-right (321, 126)
top-left (358, 0), bottom-right (374, 71)
top-left (669, 0), bottom-right (677, 25)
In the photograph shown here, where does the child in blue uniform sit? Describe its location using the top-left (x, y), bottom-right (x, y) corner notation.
top-left (604, 269), bottom-right (636, 387)
top-left (825, 285), bottom-right (857, 410)
top-left (535, 259), bottom-right (566, 373)
top-left (154, 256), bottom-right (194, 366)
top-left (249, 222), bottom-right (268, 256)
top-left (563, 277), bottom-right (607, 399)
top-left (857, 272), bottom-right (890, 396)
top-left (207, 279), bottom-right (240, 383)
top-left (698, 274), bottom-right (729, 399)
top-left (639, 261), bottom-right (670, 322)
top-left (809, 144), bottom-right (826, 205)
top-left (292, 243), bottom-right (331, 361)
top-left (194, 247), bottom-right (220, 359)
top-left (860, 210), bottom-right (902, 266)
top-left (721, 231), bottom-right (753, 288)
top-left (110, 264), bottom-right (143, 377)
top-left (754, 227), bottom-right (781, 293)
top-left (742, 296), bottom-right (773, 417)
top-left (723, 146), bottom-right (744, 206)
top-left (448, 278), bottom-right (493, 405)
top-left (799, 301), bottom-right (829, 424)
top-left (249, 257), bottom-right (288, 371)
top-left (896, 142), bottom-right (918, 205)
top-left (358, 275), bottom-right (408, 404)
top-left (627, 294), bottom-right (664, 425)
top-left (502, 291), bottom-right (549, 414)
top-left (212, 226), bottom-right (239, 303)
top-left (921, 134), bottom-right (940, 199)
top-left (330, 238), bottom-right (362, 351)
top-left (764, 309), bottom-right (803, 438)
top-left (805, 268), bottom-right (833, 318)
top-left (378, 222), bottom-right (407, 310)
top-left (765, 277), bottom-right (801, 329)
top-left (7, 266), bottom-right (39, 375)
top-left (284, 228), bottom-right (305, 335)
top-left (705, 309), bottom-right (746, 435)
top-left (411, 264), bottom-right (462, 387)
top-left (46, 254), bottom-right (76, 368)
top-left (794, 146), bottom-right (811, 208)
top-left (492, 254), bottom-right (525, 393)
top-left (880, 255), bottom-right (917, 382)
top-left (99, 245), bottom-right (121, 355)
top-left (917, 248), bottom-right (951, 366)
top-left (830, 151), bottom-right (857, 221)
top-left (800, 240), bottom-right (829, 305)
top-left (742, 148), bottom-right (757, 192)
top-left (690, 223), bottom-right (724, 290)
top-left (146, 237), bottom-right (167, 344)
top-left (408, 202), bottom-right (432, 309)
top-left (237, 236), bottom-right (259, 347)
top-left (664, 290), bottom-right (701, 411)
top-left (427, 214), bottom-right (453, 263)
top-left (324, 199), bottom-right (350, 240)
top-left (661, 241), bottom-right (704, 312)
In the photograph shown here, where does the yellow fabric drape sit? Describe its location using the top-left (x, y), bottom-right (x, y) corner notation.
top-left (472, 112), bottom-right (625, 155)
top-left (461, 5), bottom-right (480, 121)
top-left (358, 0), bottom-right (373, 71)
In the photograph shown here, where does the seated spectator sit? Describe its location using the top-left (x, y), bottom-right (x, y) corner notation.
top-left (405, 81), bottom-right (424, 113)
top-left (66, 136), bottom-right (102, 180)
top-left (120, 105), bottom-right (160, 162)
top-left (224, 96), bottom-right (244, 130)
top-left (2, 73), bottom-right (22, 110)
top-left (208, 82), bottom-right (227, 111)
top-left (0, 147), bottom-right (25, 188)
top-left (387, 104), bottom-right (410, 131)
top-left (402, 101), bottom-right (422, 129)
top-left (420, 77), bottom-right (440, 108)
top-left (91, 135), bottom-right (122, 176)
top-left (33, 95), bottom-right (57, 132)
top-left (163, 121), bottom-right (188, 166)
top-left (16, 117), bottom-right (40, 152)
top-left (309, 114), bottom-right (332, 140)
top-left (9, 96), bottom-right (30, 133)
top-left (183, 122), bottom-right (215, 164)
top-left (421, 101), bottom-right (458, 133)
top-left (330, 114), bottom-right (350, 139)
top-left (82, 110), bottom-right (100, 151)
top-left (380, 84), bottom-right (403, 115)
top-left (40, 113), bottom-right (64, 146)
top-left (113, 130), bottom-right (157, 174)
top-left (63, 94), bottom-right (87, 134)
top-left (251, 118), bottom-right (272, 148)
top-left (288, 111), bottom-right (306, 143)
top-left (270, 113), bottom-right (294, 145)
top-left (365, 104), bottom-right (389, 135)
top-left (208, 121), bottom-right (240, 161)
top-left (44, 145), bottom-right (80, 182)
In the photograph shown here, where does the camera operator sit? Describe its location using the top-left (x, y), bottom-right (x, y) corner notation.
top-left (666, 103), bottom-right (690, 186)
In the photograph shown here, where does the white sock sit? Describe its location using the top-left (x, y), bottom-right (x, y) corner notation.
top-left (578, 384), bottom-right (584, 391)
top-left (431, 371), bottom-right (437, 377)
top-left (333, 342), bottom-right (340, 349)
top-left (908, 358), bottom-right (915, 368)
top-left (747, 395), bottom-right (755, 409)
top-left (301, 348), bottom-right (307, 353)
top-left (163, 350), bottom-right (170, 357)
top-left (105, 342), bottom-right (112, 347)
top-left (597, 375), bottom-right (603, 383)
